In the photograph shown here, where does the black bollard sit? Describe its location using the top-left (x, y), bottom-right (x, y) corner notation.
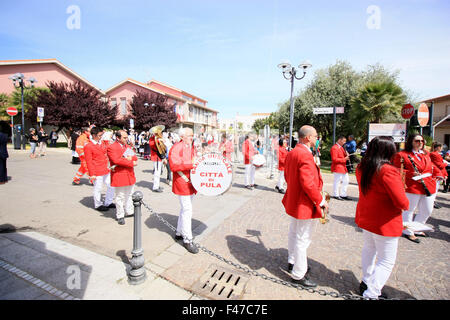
top-left (128, 191), bottom-right (147, 285)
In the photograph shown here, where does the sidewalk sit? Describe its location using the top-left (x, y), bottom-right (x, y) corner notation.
top-left (0, 231), bottom-right (201, 300)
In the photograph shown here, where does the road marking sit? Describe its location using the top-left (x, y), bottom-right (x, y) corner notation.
top-left (0, 258), bottom-right (80, 300)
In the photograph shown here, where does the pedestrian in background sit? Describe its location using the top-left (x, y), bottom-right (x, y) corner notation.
top-left (345, 135), bottom-right (357, 173)
top-left (49, 129), bottom-right (58, 147)
top-left (70, 128), bottom-right (81, 164)
top-left (275, 138), bottom-right (288, 194)
top-left (0, 131), bottom-right (8, 184)
top-left (355, 136), bottom-right (409, 299)
top-left (37, 127), bottom-right (48, 157)
top-left (28, 128), bottom-right (39, 159)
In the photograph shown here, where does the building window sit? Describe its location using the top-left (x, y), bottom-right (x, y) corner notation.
top-left (120, 98), bottom-right (127, 115)
top-left (111, 98), bottom-right (117, 109)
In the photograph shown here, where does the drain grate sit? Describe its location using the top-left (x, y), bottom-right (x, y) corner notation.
top-left (191, 264), bottom-right (250, 300)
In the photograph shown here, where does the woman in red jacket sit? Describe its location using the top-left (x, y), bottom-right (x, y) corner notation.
top-left (355, 136), bottom-right (409, 299)
top-left (430, 142), bottom-right (447, 198)
top-left (393, 134), bottom-right (438, 243)
top-left (275, 138), bottom-right (288, 194)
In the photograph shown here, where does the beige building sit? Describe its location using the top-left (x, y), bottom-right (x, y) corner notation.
top-left (422, 94), bottom-right (450, 147)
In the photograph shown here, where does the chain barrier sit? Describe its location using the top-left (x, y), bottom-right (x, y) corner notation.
top-left (141, 200), bottom-right (397, 300)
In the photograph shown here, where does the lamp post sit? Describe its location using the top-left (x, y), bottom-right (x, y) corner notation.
top-left (277, 60), bottom-right (311, 149)
top-left (8, 73), bottom-right (37, 150)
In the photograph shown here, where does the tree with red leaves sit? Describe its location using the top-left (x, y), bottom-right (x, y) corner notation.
top-left (26, 81), bottom-right (118, 130)
top-left (129, 90), bottom-right (178, 131)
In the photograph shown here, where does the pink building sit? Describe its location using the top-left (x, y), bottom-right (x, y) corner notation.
top-left (106, 78), bottom-right (218, 133)
top-left (1, 59), bottom-right (219, 133)
top-left (0, 59), bottom-right (103, 95)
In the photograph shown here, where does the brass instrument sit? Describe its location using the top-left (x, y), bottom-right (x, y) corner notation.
top-left (319, 191), bottom-right (331, 224)
top-left (400, 157), bottom-right (407, 189)
top-left (150, 125), bottom-right (167, 159)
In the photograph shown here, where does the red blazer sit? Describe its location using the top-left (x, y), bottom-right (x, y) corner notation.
top-left (430, 151), bottom-right (448, 178)
top-left (149, 136), bottom-right (161, 162)
top-left (219, 140), bottom-right (233, 161)
top-left (84, 141), bottom-right (110, 177)
top-left (107, 141), bottom-right (137, 187)
top-left (330, 144), bottom-right (348, 173)
top-left (278, 146), bottom-right (288, 171)
top-left (393, 151), bottom-right (437, 195)
top-left (282, 144), bottom-right (324, 220)
top-left (169, 141), bottom-right (197, 196)
top-left (243, 139), bottom-right (256, 165)
top-left (355, 164), bottom-right (409, 237)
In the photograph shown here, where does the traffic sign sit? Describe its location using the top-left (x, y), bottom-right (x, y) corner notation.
top-left (368, 123), bottom-right (406, 143)
top-left (401, 104), bottom-right (415, 119)
top-left (313, 107), bottom-right (344, 114)
top-left (417, 103), bottom-right (429, 127)
top-left (6, 107), bottom-right (18, 116)
top-left (37, 107), bottom-right (44, 118)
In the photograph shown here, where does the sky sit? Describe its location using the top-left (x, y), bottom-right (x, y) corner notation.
top-left (1, 0), bottom-right (449, 120)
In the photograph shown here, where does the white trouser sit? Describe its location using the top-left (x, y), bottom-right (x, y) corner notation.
top-left (288, 217), bottom-right (316, 280)
top-left (93, 173), bottom-right (114, 208)
top-left (114, 185), bottom-right (134, 219)
top-left (277, 170), bottom-right (285, 189)
top-left (333, 172), bottom-right (349, 197)
top-left (361, 230), bottom-right (399, 299)
top-left (153, 160), bottom-right (162, 190)
top-left (245, 164), bottom-right (255, 186)
top-left (402, 192), bottom-right (435, 236)
top-left (176, 195), bottom-right (195, 243)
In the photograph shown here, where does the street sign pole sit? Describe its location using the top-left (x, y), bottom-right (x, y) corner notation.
top-left (333, 106), bottom-right (336, 145)
top-left (429, 102), bottom-right (434, 139)
top-left (11, 115), bottom-right (14, 146)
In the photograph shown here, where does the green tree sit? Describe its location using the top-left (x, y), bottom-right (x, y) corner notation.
top-left (0, 93), bottom-right (9, 121)
top-left (350, 80), bottom-right (407, 140)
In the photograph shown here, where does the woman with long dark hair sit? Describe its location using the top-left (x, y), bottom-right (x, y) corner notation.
top-left (355, 136), bottom-right (409, 299)
top-left (393, 134), bottom-right (438, 243)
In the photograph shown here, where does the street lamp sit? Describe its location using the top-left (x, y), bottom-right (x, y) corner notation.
top-left (277, 60), bottom-right (311, 149)
top-left (9, 73), bottom-right (37, 150)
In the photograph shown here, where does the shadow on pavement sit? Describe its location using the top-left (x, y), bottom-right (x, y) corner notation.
top-left (426, 216), bottom-right (450, 243)
top-left (329, 214), bottom-right (362, 233)
top-left (225, 232), bottom-right (416, 300)
top-left (143, 212), bottom-right (207, 238)
top-left (79, 197), bottom-right (117, 220)
top-left (0, 226), bottom-right (91, 300)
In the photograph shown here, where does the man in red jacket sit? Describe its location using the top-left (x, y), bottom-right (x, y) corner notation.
top-left (85, 127), bottom-right (115, 212)
top-left (107, 130), bottom-right (138, 225)
top-left (330, 136), bottom-right (350, 200)
top-left (282, 125), bottom-right (328, 288)
top-left (169, 127), bottom-right (198, 254)
top-left (243, 133), bottom-right (257, 189)
top-left (149, 131), bottom-right (167, 193)
top-left (275, 138), bottom-right (288, 194)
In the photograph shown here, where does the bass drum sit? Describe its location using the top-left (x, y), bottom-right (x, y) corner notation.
top-left (252, 153), bottom-right (266, 168)
top-left (190, 152), bottom-right (233, 196)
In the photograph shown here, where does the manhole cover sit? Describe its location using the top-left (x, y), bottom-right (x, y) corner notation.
top-left (192, 264), bottom-right (250, 300)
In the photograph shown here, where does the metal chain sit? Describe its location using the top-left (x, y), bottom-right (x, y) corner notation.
top-left (141, 200), bottom-right (397, 300)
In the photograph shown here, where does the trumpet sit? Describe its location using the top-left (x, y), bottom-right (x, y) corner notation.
top-left (319, 191), bottom-right (331, 224)
top-left (400, 157), bottom-right (407, 189)
top-left (150, 125), bottom-right (167, 159)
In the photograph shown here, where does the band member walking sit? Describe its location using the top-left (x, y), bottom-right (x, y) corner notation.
top-left (84, 126), bottom-right (115, 212)
top-left (107, 130), bottom-right (138, 225)
top-left (149, 126), bottom-right (167, 193)
top-left (330, 136), bottom-right (350, 200)
top-left (275, 138), bottom-right (288, 194)
top-left (282, 125), bottom-right (328, 288)
top-left (243, 133), bottom-right (257, 190)
top-left (355, 136), bottom-right (409, 299)
top-left (72, 127), bottom-right (92, 185)
top-left (393, 134), bottom-right (438, 243)
top-left (169, 127), bottom-right (198, 254)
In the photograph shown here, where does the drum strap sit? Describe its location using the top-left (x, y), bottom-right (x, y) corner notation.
top-left (177, 171), bottom-right (190, 183)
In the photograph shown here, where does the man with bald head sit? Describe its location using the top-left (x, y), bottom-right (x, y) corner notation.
top-left (282, 125), bottom-right (328, 288)
top-left (169, 127), bottom-right (199, 254)
top-left (107, 130), bottom-right (138, 225)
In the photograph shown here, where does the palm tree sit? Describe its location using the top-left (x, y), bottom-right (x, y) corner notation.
top-left (350, 81), bottom-right (407, 139)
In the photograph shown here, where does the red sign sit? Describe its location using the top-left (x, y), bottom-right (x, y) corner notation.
top-left (6, 107), bottom-right (18, 116)
top-left (401, 104), bottom-right (414, 119)
top-left (417, 103), bottom-right (429, 127)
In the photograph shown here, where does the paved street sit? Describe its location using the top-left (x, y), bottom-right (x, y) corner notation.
top-left (0, 146), bottom-right (449, 300)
